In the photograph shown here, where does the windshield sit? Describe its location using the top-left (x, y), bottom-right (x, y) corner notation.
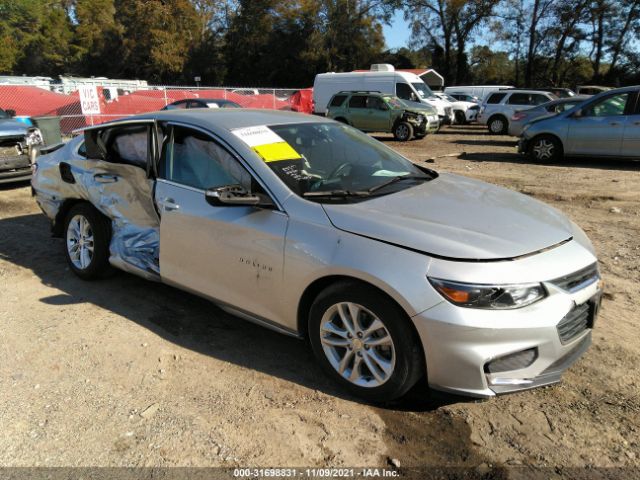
top-left (411, 82), bottom-right (434, 99)
top-left (265, 123), bottom-right (431, 199)
top-left (382, 96), bottom-right (404, 109)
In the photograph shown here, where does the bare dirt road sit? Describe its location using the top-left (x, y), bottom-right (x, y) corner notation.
top-left (0, 125), bottom-right (638, 477)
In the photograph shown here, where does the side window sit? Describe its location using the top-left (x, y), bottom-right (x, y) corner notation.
top-left (84, 124), bottom-right (150, 168)
top-left (486, 93), bottom-right (507, 104)
top-left (329, 95), bottom-right (347, 107)
top-left (366, 96), bottom-right (385, 110)
top-left (348, 96), bottom-right (367, 109)
top-left (159, 126), bottom-right (251, 191)
top-left (583, 93), bottom-right (630, 117)
top-left (77, 140), bottom-right (87, 158)
top-left (187, 101), bottom-right (205, 109)
top-left (507, 93), bottom-right (531, 105)
top-left (396, 83), bottom-right (413, 100)
top-left (531, 94), bottom-right (550, 105)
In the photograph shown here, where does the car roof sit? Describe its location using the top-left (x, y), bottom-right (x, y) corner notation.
top-left (131, 108), bottom-right (330, 131)
top-left (499, 89), bottom-right (555, 94)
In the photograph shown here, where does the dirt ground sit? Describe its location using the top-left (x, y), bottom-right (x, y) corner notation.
top-left (0, 125), bottom-right (638, 476)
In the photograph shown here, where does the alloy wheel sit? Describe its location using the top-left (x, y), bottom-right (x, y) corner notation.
top-left (66, 214), bottom-right (94, 270)
top-left (533, 139), bottom-right (554, 160)
top-left (319, 302), bottom-right (396, 388)
top-left (396, 124), bottom-right (409, 140)
top-left (490, 119), bottom-right (504, 134)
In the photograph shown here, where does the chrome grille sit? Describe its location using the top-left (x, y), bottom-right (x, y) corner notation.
top-left (551, 263), bottom-right (599, 293)
top-left (557, 303), bottom-right (590, 344)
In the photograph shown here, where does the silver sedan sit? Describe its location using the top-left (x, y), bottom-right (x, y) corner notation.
top-left (32, 109), bottom-right (601, 401)
top-left (508, 96), bottom-right (590, 137)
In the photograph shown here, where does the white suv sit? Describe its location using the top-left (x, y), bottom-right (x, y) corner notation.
top-left (478, 89), bottom-right (557, 134)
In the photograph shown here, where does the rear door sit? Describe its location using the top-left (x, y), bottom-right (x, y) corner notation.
top-left (621, 91), bottom-right (640, 157)
top-left (346, 95), bottom-right (369, 130)
top-left (155, 122), bottom-right (288, 323)
top-left (566, 91), bottom-right (633, 156)
top-left (83, 119), bottom-right (161, 274)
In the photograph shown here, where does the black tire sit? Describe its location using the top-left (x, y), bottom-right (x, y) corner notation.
top-left (393, 121), bottom-right (413, 142)
top-left (454, 110), bottom-right (466, 125)
top-left (63, 202), bottom-right (112, 280)
top-left (488, 115), bottom-right (508, 135)
top-left (528, 134), bottom-right (563, 163)
top-left (308, 281), bottom-right (424, 403)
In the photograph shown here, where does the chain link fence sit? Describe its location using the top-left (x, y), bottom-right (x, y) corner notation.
top-left (0, 84), bottom-right (314, 138)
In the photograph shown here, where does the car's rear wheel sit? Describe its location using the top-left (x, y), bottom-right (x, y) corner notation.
top-left (393, 122), bottom-right (413, 142)
top-left (528, 135), bottom-right (563, 162)
top-left (488, 115), bottom-right (508, 135)
top-left (309, 281), bottom-right (424, 402)
top-left (64, 203), bottom-right (112, 280)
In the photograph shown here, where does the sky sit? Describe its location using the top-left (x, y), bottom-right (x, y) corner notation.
top-left (383, 10), bottom-right (412, 50)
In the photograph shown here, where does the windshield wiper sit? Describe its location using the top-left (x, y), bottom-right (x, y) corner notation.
top-left (367, 174), bottom-right (429, 194)
top-left (302, 189), bottom-right (369, 198)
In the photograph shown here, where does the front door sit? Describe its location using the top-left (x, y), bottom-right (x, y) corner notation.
top-left (155, 124), bottom-right (288, 323)
top-left (622, 92), bottom-right (640, 157)
top-left (363, 96), bottom-right (391, 132)
top-left (566, 92), bottom-right (632, 156)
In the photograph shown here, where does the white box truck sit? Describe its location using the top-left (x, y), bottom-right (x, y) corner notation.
top-left (313, 65), bottom-right (453, 124)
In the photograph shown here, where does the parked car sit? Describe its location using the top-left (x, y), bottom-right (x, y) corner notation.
top-left (434, 92), bottom-right (480, 124)
top-left (314, 64), bottom-right (453, 124)
top-left (478, 89), bottom-right (558, 134)
top-left (163, 99), bottom-right (241, 110)
top-left (526, 88), bottom-right (576, 99)
top-left (32, 109), bottom-right (601, 402)
top-left (326, 91), bottom-right (439, 141)
top-left (444, 85), bottom-right (514, 101)
top-left (519, 85), bottom-right (640, 162)
top-left (508, 96), bottom-right (590, 137)
top-left (0, 107), bottom-right (42, 183)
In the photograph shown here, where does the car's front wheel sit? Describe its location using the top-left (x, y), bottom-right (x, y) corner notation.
top-left (64, 203), bottom-right (112, 280)
top-left (528, 135), bottom-right (563, 162)
top-left (309, 282), bottom-right (424, 402)
top-left (488, 115), bottom-right (508, 135)
top-left (393, 122), bottom-right (413, 141)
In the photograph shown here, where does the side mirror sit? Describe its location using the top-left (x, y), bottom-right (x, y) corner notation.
top-left (410, 93), bottom-right (418, 102)
top-left (205, 184), bottom-right (262, 207)
top-left (571, 109), bottom-right (583, 118)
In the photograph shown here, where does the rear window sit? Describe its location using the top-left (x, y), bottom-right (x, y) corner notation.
top-left (507, 93), bottom-right (531, 105)
top-left (486, 93), bottom-right (507, 104)
top-left (348, 96), bottom-right (367, 108)
top-left (330, 95), bottom-right (348, 107)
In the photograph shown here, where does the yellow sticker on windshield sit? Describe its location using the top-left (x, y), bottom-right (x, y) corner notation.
top-left (253, 142), bottom-right (302, 162)
top-left (231, 126), bottom-right (302, 162)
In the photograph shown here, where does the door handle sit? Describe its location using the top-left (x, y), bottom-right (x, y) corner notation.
top-left (93, 173), bottom-right (118, 183)
top-left (610, 122), bottom-right (621, 126)
top-left (158, 197), bottom-right (179, 211)
top-left (634, 121), bottom-right (640, 126)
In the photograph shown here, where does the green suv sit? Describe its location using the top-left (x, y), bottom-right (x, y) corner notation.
top-left (326, 91), bottom-right (439, 141)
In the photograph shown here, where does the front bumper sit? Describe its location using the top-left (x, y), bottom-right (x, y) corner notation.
top-left (0, 153), bottom-right (31, 184)
top-left (412, 268), bottom-right (601, 397)
top-left (518, 136), bottom-right (529, 154)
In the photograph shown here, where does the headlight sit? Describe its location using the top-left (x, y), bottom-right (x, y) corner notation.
top-left (26, 128), bottom-right (43, 146)
top-left (416, 114), bottom-right (424, 122)
top-left (428, 278), bottom-right (546, 309)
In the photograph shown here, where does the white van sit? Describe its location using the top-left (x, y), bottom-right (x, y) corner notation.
top-left (444, 85), bottom-right (514, 102)
top-left (313, 65), bottom-right (453, 124)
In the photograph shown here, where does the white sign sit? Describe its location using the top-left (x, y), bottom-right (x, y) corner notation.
top-left (231, 126), bottom-right (285, 147)
top-left (79, 86), bottom-right (101, 115)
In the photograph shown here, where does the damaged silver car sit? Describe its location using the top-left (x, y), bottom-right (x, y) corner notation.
top-left (32, 109), bottom-right (602, 402)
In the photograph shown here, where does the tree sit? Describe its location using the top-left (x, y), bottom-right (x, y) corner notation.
top-left (403, 0), bottom-right (501, 85)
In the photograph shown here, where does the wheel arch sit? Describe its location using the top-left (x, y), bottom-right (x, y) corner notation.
top-left (52, 198), bottom-right (84, 237)
top-left (530, 132), bottom-right (564, 155)
top-left (296, 275), bottom-right (424, 349)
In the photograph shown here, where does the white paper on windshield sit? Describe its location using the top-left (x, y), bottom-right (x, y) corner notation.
top-left (231, 125), bottom-right (302, 162)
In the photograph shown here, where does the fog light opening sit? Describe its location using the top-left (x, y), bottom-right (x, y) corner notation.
top-left (484, 347), bottom-right (538, 374)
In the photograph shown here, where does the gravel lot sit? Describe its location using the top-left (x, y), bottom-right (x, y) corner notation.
top-left (0, 125), bottom-right (638, 476)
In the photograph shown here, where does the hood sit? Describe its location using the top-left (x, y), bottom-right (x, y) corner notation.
top-left (400, 100), bottom-right (437, 115)
top-left (0, 118), bottom-right (28, 139)
top-left (322, 173), bottom-right (574, 260)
